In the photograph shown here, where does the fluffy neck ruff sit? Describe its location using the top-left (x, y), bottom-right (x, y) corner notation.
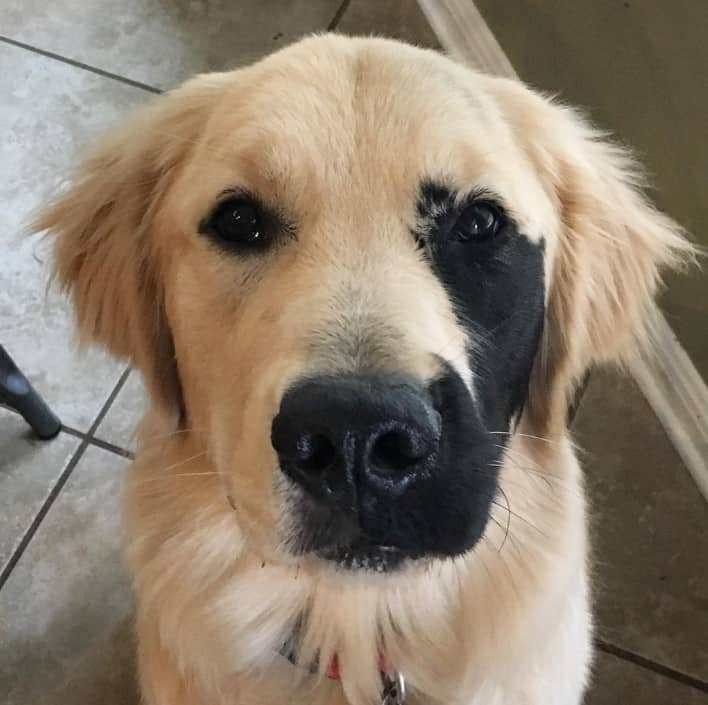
top-left (125, 427), bottom-right (584, 705)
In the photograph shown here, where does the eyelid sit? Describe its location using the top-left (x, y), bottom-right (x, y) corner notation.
top-left (457, 190), bottom-right (507, 216)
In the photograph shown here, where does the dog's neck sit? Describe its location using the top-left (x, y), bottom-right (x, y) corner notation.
top-left (130, 420), bottom-right (579, 705)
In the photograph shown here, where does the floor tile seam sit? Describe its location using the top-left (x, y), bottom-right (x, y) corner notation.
top-left (0, 435), bottom-right (89, 591)
top-left (327, 0), bottom-right (353, 30)
top-left (596, 637), bottom-right (708, 694)
top-left (64, 424), bottom-right (134, 459)
top-left (0, 369), bottom-right (130, 591)
top-left (0, 407), bottom-right (130, 458)
top-left (0, 34), bottom-right (163, 94)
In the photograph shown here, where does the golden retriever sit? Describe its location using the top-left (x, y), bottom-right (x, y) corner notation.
top-left (38, 34), bottom-right (690, 705)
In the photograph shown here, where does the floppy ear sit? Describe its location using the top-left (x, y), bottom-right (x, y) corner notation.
top-left (497, 85), bottom-right (694, 432)
top-left (34, 76), bottom-right (223, 418)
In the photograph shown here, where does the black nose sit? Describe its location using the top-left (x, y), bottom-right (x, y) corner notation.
top-left (271, 375), bottom-right (441, 507)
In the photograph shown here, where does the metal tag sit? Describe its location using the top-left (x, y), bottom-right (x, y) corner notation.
top-left (381, 672), bottom-right (406, 705)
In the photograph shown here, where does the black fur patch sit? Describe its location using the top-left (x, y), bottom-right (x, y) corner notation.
top-left (416, 181), bottom-right (546, 431)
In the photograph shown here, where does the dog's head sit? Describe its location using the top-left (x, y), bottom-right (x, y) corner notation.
top-left (38, 35), bottom-right (689, 573)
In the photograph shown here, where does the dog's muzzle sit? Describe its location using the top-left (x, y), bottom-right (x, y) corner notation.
top-left (271, 370), bottom-right (499, 569)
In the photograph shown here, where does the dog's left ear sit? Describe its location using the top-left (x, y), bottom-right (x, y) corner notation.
top-left (494, 80), bottom-right (695, 432)
top-left (34, 75), bottom-right (227, 419)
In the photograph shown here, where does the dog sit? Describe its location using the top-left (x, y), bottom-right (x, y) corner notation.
top-left (37, 34), bottom-right (690, 705)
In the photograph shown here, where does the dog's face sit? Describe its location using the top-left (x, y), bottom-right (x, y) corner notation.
top-left (162, 41), bottom-right (550, 570)
top-left (41, 36), bottom-right (687, 573)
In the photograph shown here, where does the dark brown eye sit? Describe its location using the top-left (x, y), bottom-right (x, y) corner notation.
top-left (204, 198), bottom-right (264, 247)
top-left (453, 202), bottom-right (504, 242)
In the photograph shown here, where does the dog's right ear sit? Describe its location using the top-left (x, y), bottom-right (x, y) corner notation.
top-left (34, 76), bottom-right (225, 419)
top-left (490, 80), bottom-right (695, 434)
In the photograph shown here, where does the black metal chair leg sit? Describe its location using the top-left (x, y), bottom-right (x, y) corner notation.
top-left (0, 345), bottom-right (61, 440)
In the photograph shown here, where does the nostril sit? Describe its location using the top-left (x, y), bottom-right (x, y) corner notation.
top-left (294, 433), bottom-right (337, 475)
top-left (370, 426), bottom-right (432, 473)
top-left (274, 376), bottom-right (443, 501)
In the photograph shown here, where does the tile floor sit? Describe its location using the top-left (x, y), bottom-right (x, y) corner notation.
top-left (1, 1), bottom-right (706, 703)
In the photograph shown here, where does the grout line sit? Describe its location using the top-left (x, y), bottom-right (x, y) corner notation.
top-left (58, 424), bottom-right (87, 440)
top-left (596, 639), bottom-right (708, 694)
top-left (0, 407), bottom-right (131, 457)
top-left (327, 0), bottom-right (353, 31)
top-left (0, 34), bottom-right (163, 95)
top-left (0, 369), bottom-right (130, 592)
top-left (0, 440), bottom-right (88, 591)
top-left (87, 368), bottom-right (131, 437)
top-left (61, 423), bottom-right (134, 459)
top-left (87, 435), bottom-right (135, 460)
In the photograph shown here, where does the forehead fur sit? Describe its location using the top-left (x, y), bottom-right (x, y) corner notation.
top-left (171, 35), bottom-right (554, 245)
top-left (39, 31), bottom-right (690, 438)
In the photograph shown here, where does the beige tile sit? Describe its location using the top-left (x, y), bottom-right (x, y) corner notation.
top-left (0, 42), bottom-right (147, 431)
top-left (0, 409), bottom-right (80, 574)
top-left (587, 652), bottom-right (708, 705)
top-left (36, 616), bottom-right (139, 705)
top-left (94, 371), bottom-right (148, 452)
top-left (1, 0), bottom-right (342, 91)
top-left (0, 444), bottom-right (135, 705)
top-left (336, 0), bottom-right (441, 49)
top-left (573, 368), bottom-right (708, 680)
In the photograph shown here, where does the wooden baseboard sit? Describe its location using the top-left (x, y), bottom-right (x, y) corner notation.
top-left (417, 0), bottom-right (518, 77)
top-left (416, 0), bottom-right (708, 503)
top-left (630, 314), bottom-right (708, 501)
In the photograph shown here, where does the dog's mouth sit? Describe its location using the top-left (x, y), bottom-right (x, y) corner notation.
top-left (316, 541), bottom-right (408, 572)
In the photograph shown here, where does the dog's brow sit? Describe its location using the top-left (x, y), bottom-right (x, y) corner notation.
top-left (417, 181), bottom-right (508, 212)
top-left (418, 181), bottom-right (457, 212)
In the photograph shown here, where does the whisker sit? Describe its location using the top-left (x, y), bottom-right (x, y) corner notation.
top-left (490, 500), bottom-right (548, 539)
top-left (493, 444), bottom-right (565, 482)
top-left (496, 486), bottom-right (512, 553)
top-left (488, 514), bottom-right (509, 553)
top-left (488, 430), bottom-right (557, 445)
top-left (471, 464), bottom-right (570, 496)
top-left (160, 450), bottom-right (208, 474)
top-left (165, 471), bottom-right (222, 478)
top-left (489, 513), bottom-right (525, 558)
top-left (489, 459), bottom-right (561, 488)
top-left (141, 427), bottom-right (195, 443)
top-left (495, 443), bottom-right (548, 468)
top-left (133, 469), bottom-right (223, 489)
top-left (132, 451), bottom-right (210, 488)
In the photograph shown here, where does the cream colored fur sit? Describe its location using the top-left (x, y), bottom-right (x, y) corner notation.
top-left (37, 35), bottom-right (691, 705)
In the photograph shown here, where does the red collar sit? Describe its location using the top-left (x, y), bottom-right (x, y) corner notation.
top-left (291, 651), bottom-right (391, 680)
top-left (280, 643), bottom-right (406, 705)
top-left (281, 643), bottom-right (404, 702)
top-left (324, 653), bottom-right (393, 680)
top-left (326, 653), bottom-right (342, 680)
top-left (327, 653), bottom-right (405, 704)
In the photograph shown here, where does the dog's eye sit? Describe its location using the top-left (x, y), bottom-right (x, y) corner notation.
top-left (205, 198), bottom-right (265, 247)
top-left (453, 202), bottom-right (504, 242)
